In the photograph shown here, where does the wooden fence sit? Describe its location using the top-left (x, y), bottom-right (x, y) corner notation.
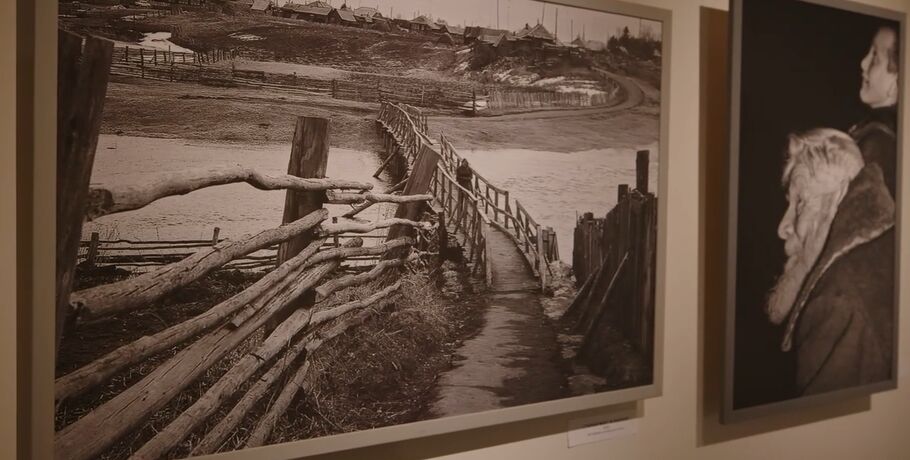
top-left (56, 31), bottom-right (439, 460)
top-left (77, 229), bottom-right (389, 271)
top-left (565, 150), bottom-right (657, 373)
top-left (486, 83), bottom-right (618, 111)
top-left (375, 101), bottom-right (559, 290)
top-left (107, 46), bottom-right (620, 113)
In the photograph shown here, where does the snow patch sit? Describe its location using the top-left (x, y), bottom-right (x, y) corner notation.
top-left (229, 32), bottom-right (264, 41)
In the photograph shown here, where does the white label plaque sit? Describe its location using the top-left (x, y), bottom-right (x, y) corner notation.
top-left (567, 417), bottom-right (639, 448)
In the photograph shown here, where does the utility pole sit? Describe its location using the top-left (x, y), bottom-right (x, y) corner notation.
top-left (497, 0), bottom-right (500, 29)
top-left (555, 7), bottom-right (558, 38)
top-left (541, 3), bottom-right (544, 26)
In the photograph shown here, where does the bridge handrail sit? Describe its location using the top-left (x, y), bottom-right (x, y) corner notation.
top-left (379, 103), bottom-right (557, 289)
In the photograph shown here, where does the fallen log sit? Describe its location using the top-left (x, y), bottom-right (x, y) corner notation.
top-left (54, 240), bottom-right (358, 460)
top-left (86, 166), bottom-right (372, 220)
top-left (229, 237), bottom-right (412, 327)
top-left (314, 258), bottom-right (405, 300)
top-left (318, 217), bottom-right (433, 236)
top-left (70, 209), bottom-right (330, 320)
top-left (245, 307), bottom-right (378, 448)
top-left (129, 279), bottom-right (402, 460)
top-left (325, 190), bottom-right (431, 205)
top-left (54, 237), bottom-right (329, 403)
top-left (189, 283), bottom-right (402, 456)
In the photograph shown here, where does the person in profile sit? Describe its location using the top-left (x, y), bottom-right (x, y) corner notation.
top-left (767, 128), bottom-right (895, 396)
top-left (851, 25), bottom-right (899, 197)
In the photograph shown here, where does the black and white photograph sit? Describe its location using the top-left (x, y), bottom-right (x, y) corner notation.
top-left (54, 0), bottom-right (665, 458)
top-left (726, 0), bottom-right (901, 420)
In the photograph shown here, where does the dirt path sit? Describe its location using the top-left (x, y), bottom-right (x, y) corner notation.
top-left (429, 226), bottom-right (566, 417)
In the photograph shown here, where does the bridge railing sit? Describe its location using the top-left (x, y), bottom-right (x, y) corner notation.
top-left (376, 101), bottom-right (558, 290)
top-left (438, 133), bottom-right (559, 289)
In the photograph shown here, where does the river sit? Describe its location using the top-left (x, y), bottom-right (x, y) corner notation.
top-left (85, 135), bottom-right (395, 242)
top-left (85, 136), bottom-right (658, 263)
top-left (457, 145), bottom-right (659, 261)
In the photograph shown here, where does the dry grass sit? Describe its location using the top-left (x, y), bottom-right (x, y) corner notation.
top-left (57, 249), bottom-right (486, 458)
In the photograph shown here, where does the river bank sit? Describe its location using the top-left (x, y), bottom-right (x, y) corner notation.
top-left (101, 76), bottom-right (658, 153)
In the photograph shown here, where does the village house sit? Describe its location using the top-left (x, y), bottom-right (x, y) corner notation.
top-left (353, 6), bottom-right (383, 20)
top-left (329, 5), bottom-right (359, 27)
top-left (408, 15), bottom-right (440, 33)
top-left (463, 26), bottom-right (510, 46)
top-left (250, 0), bottom-right (272, 14)
top-left (279, 1), bottom-right (332, 22)
top-left (513, 23), bottom-right (557, 47)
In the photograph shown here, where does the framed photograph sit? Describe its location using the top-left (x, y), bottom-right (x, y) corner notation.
top-left (725, 0), bottom-right (903, 422)
top-left (45, 0), bottom-right (670, 458)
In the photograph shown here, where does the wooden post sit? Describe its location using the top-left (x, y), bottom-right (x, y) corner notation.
top-left (153, 49), bottom-right (158, 65)
top-left (57, 31), bottom-right (114, 357)
top-left (211, 227), bottom-right (220, 245)
top-left (636, 150), bottom-right (650, 194)
top-left (503, 190), bottom-right (510, 228)
top-left (86, 232), bottom-right (100, 268)
top-left (266, 117), bottom-right (330, 334)
top-left (139, 48), bottom-right (145, 78)
top-left (386, 144), bottom-right (440, 248)
top-left (437, 212), bottom-right (447, 269)
top-left (332, 79), bottom-right (337, 98)
top-left (472, 88), bottom-right (477, 115)
top-left (124, 45), bottom-right (129, 62)
top-left (538, 228), bottom-right (547, 291)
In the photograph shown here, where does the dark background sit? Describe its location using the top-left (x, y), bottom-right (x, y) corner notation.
top-left (732, 0), bottom-right (899, 410)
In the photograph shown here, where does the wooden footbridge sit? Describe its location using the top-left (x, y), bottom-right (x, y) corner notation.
top-left (374, 102), bottom-right (560, 293)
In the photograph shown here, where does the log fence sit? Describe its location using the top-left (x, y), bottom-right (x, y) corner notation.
top-left (56, 43), bottom-right (437, 458)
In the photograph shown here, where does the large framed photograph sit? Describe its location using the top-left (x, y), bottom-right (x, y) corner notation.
top-left (49, 0), bottom-right (670, 458)
top-left (725, 0), bottom-right (903, 422)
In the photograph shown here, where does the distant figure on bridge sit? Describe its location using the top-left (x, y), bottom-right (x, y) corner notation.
top-left (455, 159), bottom-right (474, 225)
top-left (456, 159), bottom-right (473, 192)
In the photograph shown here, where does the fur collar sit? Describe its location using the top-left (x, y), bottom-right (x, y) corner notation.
top-left (781, 163), bottom-right (895, 352)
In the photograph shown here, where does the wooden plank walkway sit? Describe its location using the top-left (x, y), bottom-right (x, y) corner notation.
top-left (429, 224), bottom-right (564, 417)
top-left (485, 224), bottom-right (539, 292)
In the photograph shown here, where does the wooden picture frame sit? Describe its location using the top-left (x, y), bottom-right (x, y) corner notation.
top-left (21, 0), bottom-right (673, 458)
top-left (724, 0), bottom-right (904, 423)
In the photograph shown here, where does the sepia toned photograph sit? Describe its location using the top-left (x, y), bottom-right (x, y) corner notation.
top-left (726, 0), bottom-right (902, 421)
top-left (54, 0), bottom-right (665, 458)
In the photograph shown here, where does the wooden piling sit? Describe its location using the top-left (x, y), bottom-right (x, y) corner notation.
top-left (211, 227), bottom-right (220, 245)
top-left (56, 31), bottom-right (114, 357)
top-left (86, 232), bottom-right (100, 268)
top-left (386, 144), bottom-right (440, 246)
top-left (636, 150), bottom-right (649, 194)
top-left (266, 117), bottom-right (330, 334)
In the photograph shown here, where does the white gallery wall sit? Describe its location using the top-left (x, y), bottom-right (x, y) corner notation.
top-left (4, 0), bottom-right (910, 459)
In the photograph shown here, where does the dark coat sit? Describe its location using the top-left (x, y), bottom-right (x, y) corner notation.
top-left (781, 164), bottom-right (896, 395)
top-left (456, 163), bottom-right (473, 190)
top-left (850, 106), bottom-right (897, 197)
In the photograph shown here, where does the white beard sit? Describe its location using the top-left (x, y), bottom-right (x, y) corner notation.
top-left (766, 250), bottom-right (816, 325)
top-left (766, 201), bottom-right (840, 325)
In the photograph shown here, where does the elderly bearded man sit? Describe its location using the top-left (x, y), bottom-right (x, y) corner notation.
top-left (767, 128), bottom-right (895, 396)
top-left (851, 26), bottom-right (899, 197)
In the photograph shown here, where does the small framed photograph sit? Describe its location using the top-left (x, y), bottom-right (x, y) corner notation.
top-left (725, 0), bottom-right (903, 422)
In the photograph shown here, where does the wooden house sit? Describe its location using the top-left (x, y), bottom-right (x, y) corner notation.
top-left (409, 15), bottom-right (440, 33)
top-left (329, 6), bottom-right (358, 26)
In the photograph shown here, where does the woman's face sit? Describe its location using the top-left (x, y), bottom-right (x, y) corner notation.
top-left (860, 28), bottom-right (899, 108)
